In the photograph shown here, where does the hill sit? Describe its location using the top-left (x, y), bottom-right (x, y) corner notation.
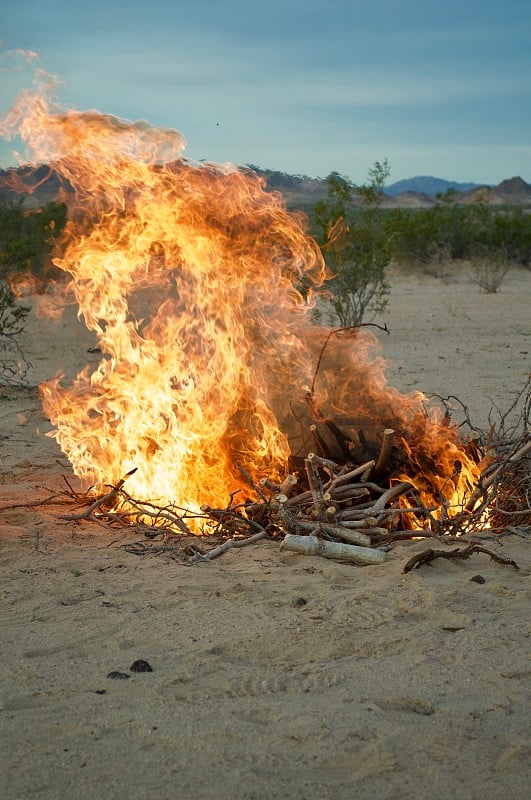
top-left (384, 175), bottom-right (485, 197)
top-left (1, 163), bottom-right (530, 211)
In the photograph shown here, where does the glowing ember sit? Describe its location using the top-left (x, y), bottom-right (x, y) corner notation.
top-left (1, 78), bottom-right (484, 528)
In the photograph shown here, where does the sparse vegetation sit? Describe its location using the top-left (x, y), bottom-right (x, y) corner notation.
top-left (309, 165), bottom-right (530, 324)
top-left (0, 198), bottom-right (66, 384)
top-left (470, 246), bottom-right (509, 293)
top-left (311, 160), bottom-right (391, 325)
top-left (386, 197), bottom-right (531, 268)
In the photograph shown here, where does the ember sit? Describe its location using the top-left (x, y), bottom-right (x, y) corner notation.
top-left (1, 76), bottom-right (529, 554)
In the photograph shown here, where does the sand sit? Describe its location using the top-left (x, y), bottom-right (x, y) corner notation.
top-left (0, 266), bottom-right (530, 800)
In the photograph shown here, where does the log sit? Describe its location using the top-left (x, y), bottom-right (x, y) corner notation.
top-left (305, 457), bottom-right (325, 517)
top-left (374, 428), bottom-right (395, 477)
top-left (279, 474), bottom-right (298, 497)
top-left (276, 508), bottom-right (371, 546)
top-left (338, 506), bottom-right (385, 521)
top-left (280, 534), bottom-right (385, 565)
top-left (332, 526), bottom-right (388, 544)
top-left (260, 478), bottom-right (280, 493)
top-left (307, 452), bottom-right (340, 472)
top-left (339, 517), bottom-right (378, 528)
top-left (372, 481), bottom-right (413, 511)
top-left (329, 485), bottom-right (371, 501)
top-left (328, 460), bottom-right (375, 490)
top-left (286, 489), bottom-right (313, 507)
top-left (325, 505), bottom-right (337, 522)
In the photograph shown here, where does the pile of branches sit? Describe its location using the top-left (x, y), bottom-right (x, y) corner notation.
top-left (50, 377), bottom-right (529, 566)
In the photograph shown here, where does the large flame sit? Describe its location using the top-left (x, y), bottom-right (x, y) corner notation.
top-left (1, 81), bottom-right (482, 526)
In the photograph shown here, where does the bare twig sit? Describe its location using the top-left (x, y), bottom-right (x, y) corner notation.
top-left (403, 543), bottom-right (520, 573)
top-left (199, 530), bottom-right (268, 560)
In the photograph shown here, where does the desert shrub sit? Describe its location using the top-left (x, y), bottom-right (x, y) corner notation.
top-left (388, 201), bottom-right (531, 269)
top-left (484, 208), bottom-right (531, 267)
top-left (0, 199), bottom-right (67, 277)
top-left (0, 198), bottom-right (66, 383)
top-left (311, 161), bottom-right (391, 325)
top-left (470, 246), bottom-right (509, 293)
top-left (0, 281), bottom-right (31, 384)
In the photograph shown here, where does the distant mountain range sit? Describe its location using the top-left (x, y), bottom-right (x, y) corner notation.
top-left (384, 176), bottom-right (485, 196)
top-left (249, 169), bottom-right (531, 210)
top-left (1, 163), bottom-right (530, 211)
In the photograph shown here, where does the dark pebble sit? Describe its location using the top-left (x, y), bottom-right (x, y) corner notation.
top-left (107, 671), bottom-right (130, 680)
top-left (94, 689), bottom-right (107, 695)
top-left (130, 659), bottom-right (153, 672)
top-left (293, 597), bottom-right (307, 607)
top-left (470, 574), bottom-right (486, 584)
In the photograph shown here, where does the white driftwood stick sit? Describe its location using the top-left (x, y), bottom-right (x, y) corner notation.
top-left (280, 534), bottom-right (385, 565)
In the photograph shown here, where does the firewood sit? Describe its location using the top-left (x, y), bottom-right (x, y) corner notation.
top-left (279, 474), bottom-right (298, 497)
top-left (305, 457), bottom-right (326, 518)
top-left (259, 477), bottom-right (280, 493)
top-left (325, 505), bottom-right (337, 522)
top-left (371, 481), bottom-right (413, 511)
top-left (373, 428), bottom-right (395, 477)
top-left (280, 534), bottom-right (385, 565)
top-left (327, 461), bottom-right (375, 490)
top-left (307, 451), bottom-right (341, 472)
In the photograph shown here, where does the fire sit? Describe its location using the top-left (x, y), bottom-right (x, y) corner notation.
top-left (1, 82), bottom-right (484, 529)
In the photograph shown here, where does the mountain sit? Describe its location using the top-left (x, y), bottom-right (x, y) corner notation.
top-left (244, 166), bottom-right (328, 209)
top-left (0, 163), bottom-right (72, 207)
top-left (1, 163), bottom-right (529, 211)
top-left (384, 176), bottom-right (486, 197)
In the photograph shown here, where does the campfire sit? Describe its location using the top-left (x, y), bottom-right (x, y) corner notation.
top-left (2, 82), bottom-right (529, 565)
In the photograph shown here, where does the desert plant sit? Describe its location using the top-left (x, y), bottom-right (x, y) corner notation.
top-left (0, 281), bottom-right (31, 384)
top-left (312, 160), bottom-right (391, 325)
top-left (470, 246), bottom-right (509, 293)
top-left (0, 198), bottom-right (66, 384)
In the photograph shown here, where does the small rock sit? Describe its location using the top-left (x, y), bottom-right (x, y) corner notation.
top-left (470, 574), bottom-right (486, 584)
top-left (130, 659), bottom-right (153, 673)
top-left (107, 671), bottom-right (130, 680)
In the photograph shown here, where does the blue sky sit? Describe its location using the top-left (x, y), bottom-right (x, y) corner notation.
top-left (1, 0), bottom-right (530, 183)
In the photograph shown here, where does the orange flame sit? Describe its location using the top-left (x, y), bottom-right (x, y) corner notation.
top-left (1, 83), bottom-right (484, 527)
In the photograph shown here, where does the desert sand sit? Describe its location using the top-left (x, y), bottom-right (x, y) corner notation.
top-left (0, 265), bottom-right (529, 800)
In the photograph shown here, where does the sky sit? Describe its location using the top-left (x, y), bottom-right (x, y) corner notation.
top-left (0, 0), bottom-right (530, 184)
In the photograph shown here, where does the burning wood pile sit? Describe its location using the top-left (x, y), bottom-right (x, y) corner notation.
top-left (2, 77), bottom-right (529, 568)
top-left (59, 376), bottom-right (530, 568)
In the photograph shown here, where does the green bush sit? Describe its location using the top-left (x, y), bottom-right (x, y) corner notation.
top-left (388, 198), bottom-right (531, 268)
top-left (311, 161), bottom-right (391, 325)
top-left (0, 198), bottom-right (67, 384)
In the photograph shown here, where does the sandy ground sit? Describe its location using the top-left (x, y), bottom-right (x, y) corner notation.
top-left (0, 266), bottom-right (530, 800)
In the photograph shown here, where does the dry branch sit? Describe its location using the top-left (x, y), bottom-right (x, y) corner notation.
top-left (374, 428), bottom-right (395, 477)
top-left (199, 530), bottom-right (268, 560)
top-left (403, 543), bottom-right (520, 573)
top-left (25, 379), bottom-right (527, 568)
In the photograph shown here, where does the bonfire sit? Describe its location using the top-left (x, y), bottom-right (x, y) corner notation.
top-left (1, 77), bottom-right (529, 567)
